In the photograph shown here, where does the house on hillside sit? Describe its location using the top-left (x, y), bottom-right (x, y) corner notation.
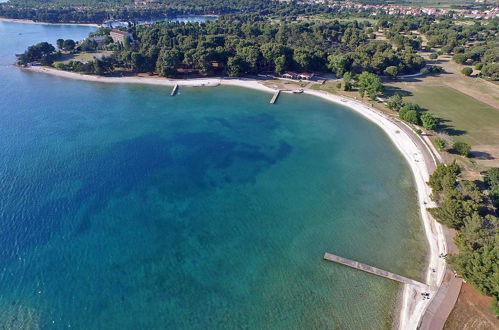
top-left (110, 29), bottom-right (132, 43)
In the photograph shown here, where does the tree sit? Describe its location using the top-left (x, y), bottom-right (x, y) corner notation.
top-left (428, 162), bottom-right (460, 195)
top-left (453, 141), bottom-right (471, 157)
top-left (387, 94), bottom-right (403, 111)
top-left (384, 66), bottom-right (398, 78)
top-left (327, 54), bottom-right (347, 77)
top-left (399, 102), bottom-right (421, 124)
top-left (274, 55), bottom-right (287, 74)
top-left (17, 42), bottom-right (55, 65)
top-left (156, 48), bottom-right (181, 77)
top-left (123, 35), bottom-right (131, 49)
top-left (484, 167), bottom-right (499, 208)
top-left (357, 71), bottom-right (383, 100)
top-left (453, 53), bottom-right (468, 65)
top-left (292, 48), bottom-right (313, 71)
top-left (63, 39), bottom-right (75, 51)
top-left (237, 45), bottom-right (261, 73)
top-left (131, 52), bottom-right (147, 72)
top-left (420, 112), bottom-right (438, 130)
top-left (401, 110), bottom-right (420, 124)
top-left (481, 63), bottom-right (499, 81)
top-left (343, 72), bottom-right (352, 91)
top-left (484, 168), bottom-right (499, 188)
top-left (56, 38), bottom-right (64, 50)
top-left (93, 59), bottom-right (104, 75)
top-left (227, 56), bottom-right (247, 77)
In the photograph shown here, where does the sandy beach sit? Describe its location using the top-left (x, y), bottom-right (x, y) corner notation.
top-left (305, 89), bottom-right (447, 330)
top-left (24, 66), bottom-right (275, 93)
top-left (22, 66), bottom-right (447, 330)
top-left (0, 17), bottom-right (100, 27)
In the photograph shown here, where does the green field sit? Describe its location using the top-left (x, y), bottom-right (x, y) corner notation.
top-left (54, 51), bottom-right (112, 64)
top-left (394, 85), bottom-right (499, 146)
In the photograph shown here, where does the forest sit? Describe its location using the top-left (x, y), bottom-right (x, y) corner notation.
top-left (0, 0), bottom-right (332, 24)
top-left (18, 17), bottom-right (426, 78)
top-left (428, 164), bottom-right (498, 313)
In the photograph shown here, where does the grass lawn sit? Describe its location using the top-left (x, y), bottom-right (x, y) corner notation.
top-left (386, 85), bottom-right (499, 147)
top-left (55, 51), bottom-right (112, 64)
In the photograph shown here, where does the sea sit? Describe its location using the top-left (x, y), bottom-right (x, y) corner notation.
top-left (0, 20), bottom-right (427, 329)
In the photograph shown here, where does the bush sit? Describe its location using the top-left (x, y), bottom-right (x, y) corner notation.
top-left (461, 67), bottom-right (473, 76)
top-left (384, 66), bottom-right (398, 78)
top-left (435, 138), bottom-right (446, 151)
top-left (474, 62), bottom-right (484, 70)
top-left (54, 62), bottom-right (65, 70)
top-left (387, 94), bottom-right (403, 111)
top-left (402, 110), bottom-right (420, 124)
top-left (429, 66), bottom-right (443, 73)
top-left (453, 141), bottom-right (471, 157)
top-left (416, 129), bottom-right (423, 135)
top-left (429, 53), bottom-right (438, 60)
top-left (453, 53), bottom-right (468, 64)
top-left (399, 103), bottom-right (421, 124)
top-left (482, 63), bottom-right (499, 81)
top-left (421, 112), bottom-right (438, 130)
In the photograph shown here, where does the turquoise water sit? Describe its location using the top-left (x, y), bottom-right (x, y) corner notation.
top-left (0, 21), bottom-right (427, 329)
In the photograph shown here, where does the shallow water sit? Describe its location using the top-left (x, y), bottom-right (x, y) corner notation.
top-left (0, 21), bottom-right (427, 329)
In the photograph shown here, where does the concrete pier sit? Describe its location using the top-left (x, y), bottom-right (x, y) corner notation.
top-left (324, 252), bottom-right (429, 290)
top-left (171, 84), bottom-right (179, 96)
top-left (270, 90), bottom-right (280, 104)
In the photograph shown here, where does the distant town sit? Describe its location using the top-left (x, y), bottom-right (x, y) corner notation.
top-left (282, 0), bottom-right (499, 20)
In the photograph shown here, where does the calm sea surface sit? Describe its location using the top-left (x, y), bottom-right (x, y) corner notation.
top-left (0, 21), bottom-right (427, 329)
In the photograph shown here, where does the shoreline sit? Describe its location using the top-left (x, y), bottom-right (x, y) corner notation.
top-left (22, 66), bottom-right (448, 330)
top-left (305, 89), bottom-right (447, 329)
top-left (23, 66), bottom-right (276, 93)
top-left (0, 17), bottom-right (100, 27)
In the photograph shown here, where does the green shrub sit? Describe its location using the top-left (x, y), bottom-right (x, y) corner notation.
top-left (387, 94), bottom-right (403, 111)
top-left (421, 112), bottom-right (438, 130)
top-left (453, 141), bottom-right (471, 157)
top-left (434, 138), bottom-right (446, 151)
top-left (461, 67), bottom-right (473, 76)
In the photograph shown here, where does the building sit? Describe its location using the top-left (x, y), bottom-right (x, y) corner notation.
top-left (298, 72), bottom-right (314, 80)
top-left (282, 71), bottom-right (298, 79)
top-left (86, 35), bottom-right (107, 47)
top-left (281, 71), bottom-right (314, 80)
top-left (110, 29), bottom-right (132, 44)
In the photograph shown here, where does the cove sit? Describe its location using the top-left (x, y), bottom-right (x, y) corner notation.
top-left (0, 21), bottom-right (427, 329)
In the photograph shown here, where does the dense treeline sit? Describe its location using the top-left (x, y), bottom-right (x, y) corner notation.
top-left (34, 18), bottom-right (425, 78)
top-left (427, 164), bottom-right (498, 314)
top-left (0, 0), bottom-right (333, 24)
